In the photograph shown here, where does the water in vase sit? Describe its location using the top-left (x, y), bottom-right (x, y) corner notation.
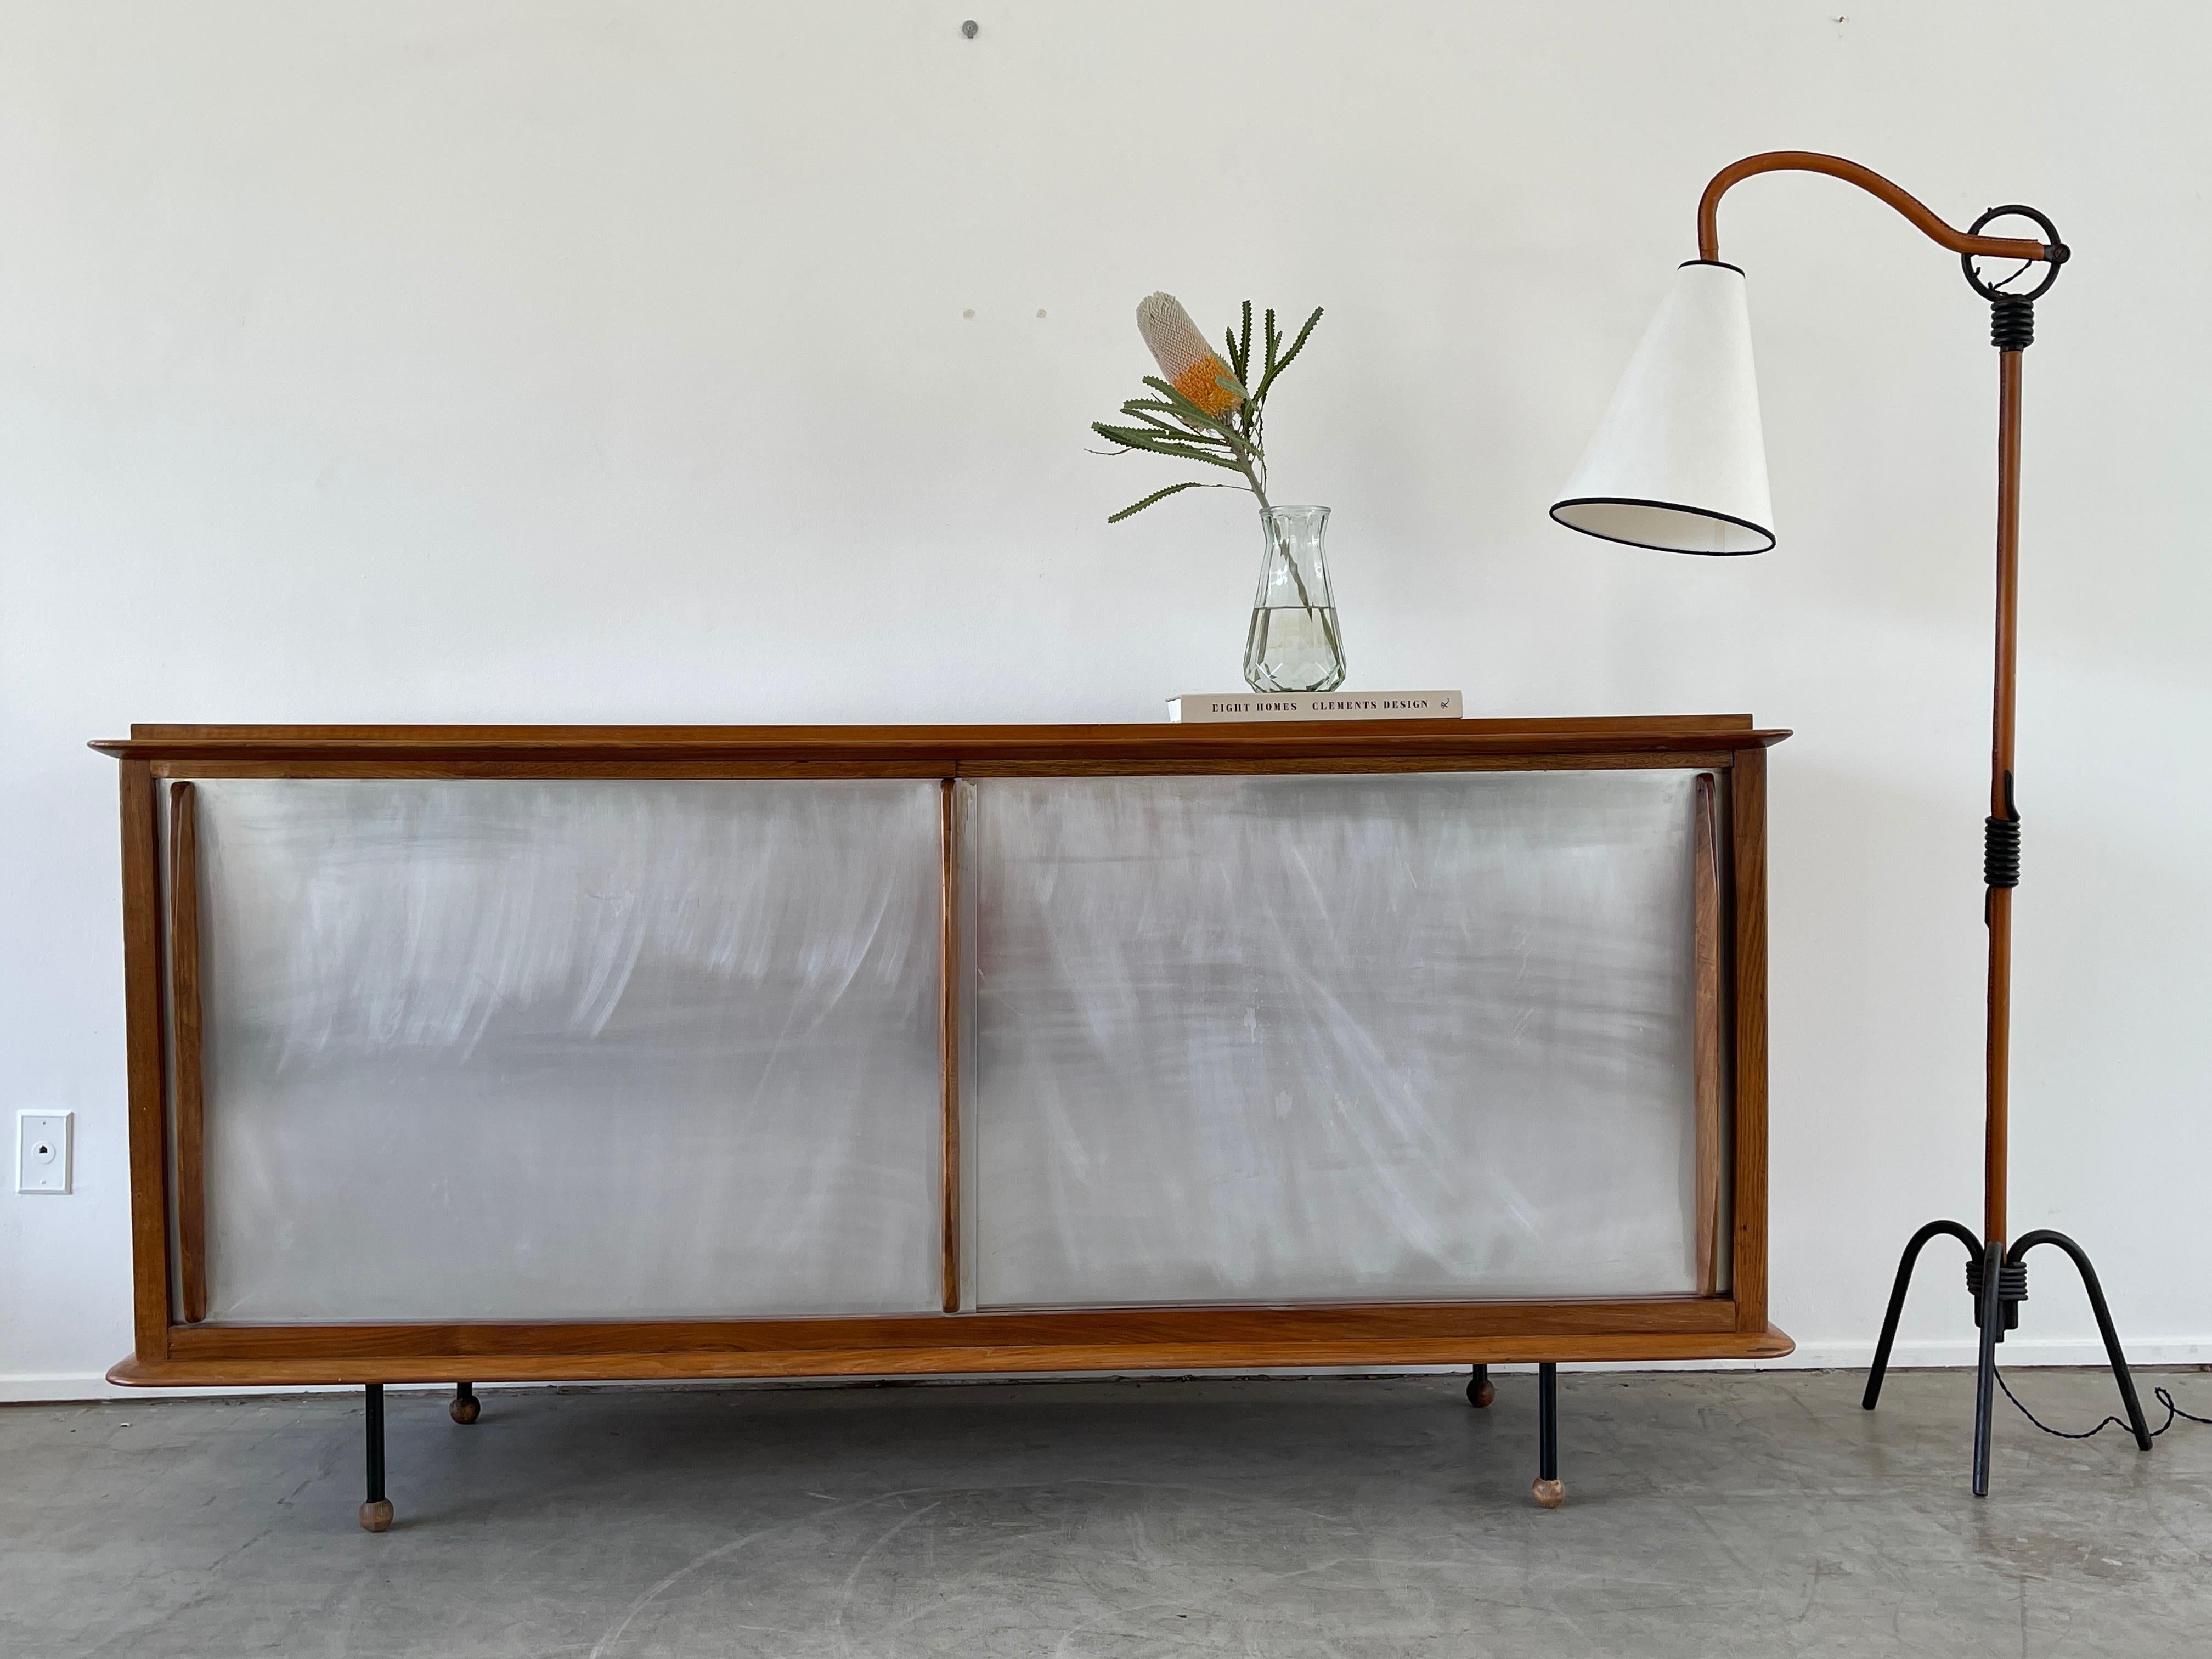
top-left (1243, 505), bottom-right (1347, 693)
top-left (1245, 605), bottom-right (1346, 693)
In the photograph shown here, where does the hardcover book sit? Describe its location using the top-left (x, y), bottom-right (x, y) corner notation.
top-left (1166, 690), bottom-right (1463, 724)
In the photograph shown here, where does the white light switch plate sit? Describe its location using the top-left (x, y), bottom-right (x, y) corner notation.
top-left (18, 1111), bottom-right (72, 1194)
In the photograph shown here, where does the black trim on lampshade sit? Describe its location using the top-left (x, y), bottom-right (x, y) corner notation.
top-left (1549, 496), bottom-right (1776, 556)
top-left (1679, 258), bottom-right (1747, 275)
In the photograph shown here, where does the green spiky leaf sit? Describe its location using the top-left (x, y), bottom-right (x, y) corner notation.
top-left (1122, 397), bottom-right (1224, 437)
top-left (1123, 409), bottom-right (1230, 444)
top-left (1091, 423), bottom-right (1245, 470)
top-left (1255, 306), bottom-right (1322, 400)
top-left (1107, 481), bottom-right (1207, 523)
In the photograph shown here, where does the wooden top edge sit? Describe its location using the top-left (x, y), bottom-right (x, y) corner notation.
top-left (106, 1324), bottom-right (1793, 1386)
top-left (124, 715), bottom-right (1759, 737)
top-left (92, 716), bottom-right (1788, 761)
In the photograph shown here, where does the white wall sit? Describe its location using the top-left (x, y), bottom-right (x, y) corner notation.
top-left (5, 2), bottom-right (2208, 1397)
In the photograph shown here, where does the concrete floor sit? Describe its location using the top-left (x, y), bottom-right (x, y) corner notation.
top-left (4, 1369), bottom-right (2209, 1657)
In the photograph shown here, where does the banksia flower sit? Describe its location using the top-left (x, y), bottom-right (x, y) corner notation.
top-left (1136, 292), bottom-right (1242, 419)
top-left (1093, 292), bottom-right (1321, 524)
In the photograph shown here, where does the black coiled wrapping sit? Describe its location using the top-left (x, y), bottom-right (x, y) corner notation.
top-left (1966, 1257), bottom-right (2029, 1301)
top-left (1967, 1256), bottom-right (2029, 1332)
top-left (1985, 815), bottom-right (2021, 888)
top-left (1991, 298), bottom-right (2035, 350)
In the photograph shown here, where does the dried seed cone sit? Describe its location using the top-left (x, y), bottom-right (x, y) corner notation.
top-left (1136, 292), bottom-right (1242, 419)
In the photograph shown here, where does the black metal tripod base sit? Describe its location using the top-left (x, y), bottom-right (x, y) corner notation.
top-left (1862, 1220), bottom-right (2151, 1496)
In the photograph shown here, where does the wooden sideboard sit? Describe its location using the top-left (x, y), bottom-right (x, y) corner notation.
top-left (94, 716), bottom-right (1790, 1399)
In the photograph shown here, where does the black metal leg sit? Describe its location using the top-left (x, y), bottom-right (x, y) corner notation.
top-left (1971, 1239), bottom-right (2004, 1497)
top-left (1465, 1364), bottom-right (1494, 1408)
top-left (1531, 1363), bottom-right (1564, 1508)
top-left (1864, 1218), bottom-right (1982, 1410)
top-left (450, 1381), bottom-right (481, 1425)
top-left (2010, 1231), bottom-right (2153, 1451)
top-left (359, 1384), bottom-right (393, 1532)
top-left (1871, 1218), bottom-right (2146, 1495)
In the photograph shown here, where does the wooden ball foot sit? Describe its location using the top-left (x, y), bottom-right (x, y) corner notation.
top-left (449, 1395), bottom-right (480, 1425)
top-left (1530, 1478), bottom-right (1566, 1510)
top-left (1466, 1375), bottom-right (1496, 1408)
top-left (358, 1499), bottom-right (394, 1533)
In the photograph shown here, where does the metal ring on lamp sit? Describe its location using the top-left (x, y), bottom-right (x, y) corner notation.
top-left (1962, 205), bottom-right (2067, 302)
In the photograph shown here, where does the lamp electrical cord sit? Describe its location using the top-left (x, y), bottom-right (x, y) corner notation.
top-left (1996, 1368), bottom-right (2212, 1441)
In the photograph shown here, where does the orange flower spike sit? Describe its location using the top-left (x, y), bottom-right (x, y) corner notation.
top-left (1136, 292), bottom-right (1243, 420)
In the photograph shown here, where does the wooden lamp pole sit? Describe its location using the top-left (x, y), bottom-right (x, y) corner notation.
top-left (1695, 154), bottom-right (2150, 1495)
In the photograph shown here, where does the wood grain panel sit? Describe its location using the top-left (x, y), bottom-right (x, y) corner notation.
top-left (163, 1295), bottom-right (1741, 1364)
top-left (148, 760), bottom-right (958, 781)
top-left (939, 778), bottom-right (961, 1313)
top-left (95, 718), bottom-right (1790, 771)
top-left (119, 762), bottom-right (171, 1358)
top-left (122, 714), bottom-right (1762, 744)
top-left (953, 752), bottom-right (1739, 778)
top-left (167, 783), bottom-right (207, 1323)
top-left (1728, 749), bottom-right (1771, 1332)
top-left (1692, 773), bottom-right (1723, 1296)
top-left (114, 1324), bottom-right (1796, 1387)
top-left (148, 753), bottom-right (1743, 783)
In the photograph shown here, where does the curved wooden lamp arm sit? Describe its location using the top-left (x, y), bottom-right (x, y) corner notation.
top-left (1696, 151), bottom-right (2061, 266)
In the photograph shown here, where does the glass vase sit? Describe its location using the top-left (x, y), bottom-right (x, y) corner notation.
top-left (1243, 505), bottom-right (1346, 693)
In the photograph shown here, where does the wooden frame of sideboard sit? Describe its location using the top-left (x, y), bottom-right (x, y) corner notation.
top-left (93, 716), bottom-right (1793, 1388)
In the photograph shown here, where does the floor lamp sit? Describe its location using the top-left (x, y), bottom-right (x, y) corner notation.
top-left (1547, 151), bottom-right (2151, 1496)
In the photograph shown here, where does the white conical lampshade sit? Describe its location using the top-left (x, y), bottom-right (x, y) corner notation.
top-left (1550, 261), bottom-right (1774, 555)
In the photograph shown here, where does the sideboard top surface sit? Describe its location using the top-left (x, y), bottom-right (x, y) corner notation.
top-left (93, 715), bottom-right (1788, 766)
